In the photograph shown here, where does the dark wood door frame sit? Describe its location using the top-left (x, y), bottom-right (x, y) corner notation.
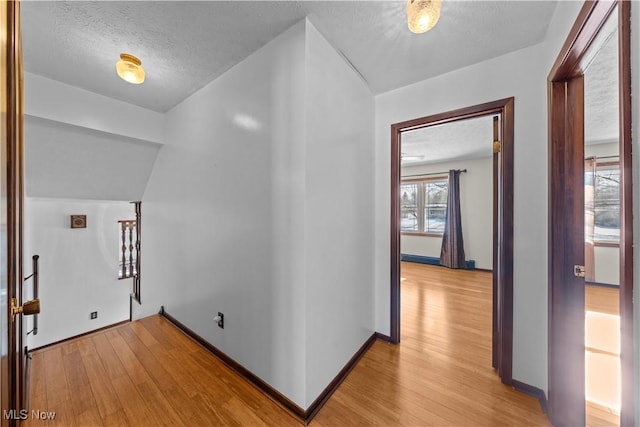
top-left (548, 1), bottom-right (632, 426)
top-left (390, 97), bottom-right (515, 384)
top-left (2, 0), bottom-right (26, 423)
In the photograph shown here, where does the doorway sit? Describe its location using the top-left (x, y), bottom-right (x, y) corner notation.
top-left (390, 97), bottom-right (514, 384)
top-left (583, 12), bottom-right (622, 425)
top-left (548, 1), bottom-right (632, 426)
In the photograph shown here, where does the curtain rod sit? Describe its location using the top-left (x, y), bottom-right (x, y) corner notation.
top-left (590, 155), bottom-right (619, 160)
top-left (402, 169), bottom-right (467, 178)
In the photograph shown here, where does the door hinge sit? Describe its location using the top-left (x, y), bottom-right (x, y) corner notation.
top-left (573, 265), bottom-right (586, 277)
top-left (493, 140), bottom-right (501, 154)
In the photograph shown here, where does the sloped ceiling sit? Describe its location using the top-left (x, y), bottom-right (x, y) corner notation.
top-left (21, 1), bottom-right (559, 113)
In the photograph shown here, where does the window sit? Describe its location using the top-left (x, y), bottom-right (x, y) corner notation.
top-left (400, 177), bottom-right (448, 235)
top-left (594, 162), bottom-right (620, 243)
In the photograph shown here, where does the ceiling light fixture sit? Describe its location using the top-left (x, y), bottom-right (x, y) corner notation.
top-left (116, 53), bottom-right (145, 84)
top-left (407, 0), bottom-right (442, 34)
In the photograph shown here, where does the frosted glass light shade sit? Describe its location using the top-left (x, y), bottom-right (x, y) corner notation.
top-left (116, 53), bottom-right (145, 84)
top-left (407, 0), bottom-right (442, 34)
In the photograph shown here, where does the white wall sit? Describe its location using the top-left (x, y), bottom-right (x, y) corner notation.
top-left (25, 115), bottom-right (161, 201)
top-left (373, 0), bottom-right (584, 394)
top-left (400, 157), bottom-right (493, 269)
top-left (136, 18), bottom-right (374, 409)
top-left (135, 21), bottom-right (308, 406)
top-left (594, 246), bottom-right (619, 285)
top-left (25, 73), bottom-right (164, 144)
top-left (24, 74), bottom-right (163, 202)
top-left (24, 198), bottom-right (133, 349)
top-left (303, 21), bottom-right (375, 407)
top-left (585, 141), bottom-right (618, 158)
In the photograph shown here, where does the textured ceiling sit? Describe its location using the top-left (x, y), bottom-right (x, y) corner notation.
top-left (585, 24), bottom-right (618, 145)
top-left (401, 115), bottom-right (493, 166)
top-left (21, 1), bottom-right (559, 112)
top-left (402, 13), bottom-right (619, 166)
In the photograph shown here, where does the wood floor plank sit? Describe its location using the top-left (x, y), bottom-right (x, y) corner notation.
top-left (28, 352), bottom-right (47, 406)
top-left (41, 348), bottom-right (71, 406)
top-left (586, 284), bottom-right (619, 315)
top-left (101, 408), bottom-right (131, 427)
top-left (91, 332), bottom-right (128, 381)
top-left (311, 262), bottom-right (550, 426)
top-left (107, 331), bottom-right (179, 427)
top-left (40, 399), bottom-right (76, 427)
top-left (81, 352), bottom-right (123, 420)
top-left (70, 384), bottom-right (104, 427)
top-left (586, 401), bottom-right (619, 427)
top-left (139, 315), bottom-right (201, 353)
top-left (28, 262), bottom-right (553, 426)
top-left (122, 325), bottom-right (204, 424)
top-left (110, 374), bottom-right (160, 427)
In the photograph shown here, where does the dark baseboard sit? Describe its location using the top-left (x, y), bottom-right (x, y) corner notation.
top-left (305, 333), bottom-right (378, 423)
top-left (475, 268), bottom-right (493, 273)
top-left (158, 306), bottom-right (306, 421)
top-left (159, 306), bottom-right (382, 425)
top-left (28, 319), bottom-right (130, 353)
top-left (511, 379), bottom-right (548, 414)
top-left (585, 281), bottom-right (619, 289)
top-left (400, 254), bottom-right (476, 270)
top-left (374, 332), bottom-right (392, 342)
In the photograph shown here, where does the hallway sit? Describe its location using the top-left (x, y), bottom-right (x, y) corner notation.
top-left (27, 262), bottom-right (550, 426)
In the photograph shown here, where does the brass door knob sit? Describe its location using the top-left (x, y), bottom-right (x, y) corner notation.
top-left (11, 298), bottom-right (40, 316)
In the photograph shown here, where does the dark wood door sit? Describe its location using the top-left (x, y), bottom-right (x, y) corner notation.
top-left (1, 2), bottom-right (12, 420)
top-left (1, 1), bottom-right (26, 424)
top-left (548, 77), bottom-right (586, 427)
top-left (548, 2), bottom-right (634, 425)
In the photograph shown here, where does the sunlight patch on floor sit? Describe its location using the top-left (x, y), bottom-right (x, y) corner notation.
top-left (585, 310), bottom-right (620, 414)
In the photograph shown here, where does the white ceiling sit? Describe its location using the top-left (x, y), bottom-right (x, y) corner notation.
top-left (401, 115), bottom-right (493, 166)
top-left (21, 1), bottom-right (559, 113)
top-left (585, 23), bottom-right (619, 145)
top-left (402, 11), bottom-right (619, 167)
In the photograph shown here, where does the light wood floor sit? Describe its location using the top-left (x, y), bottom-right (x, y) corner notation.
top-left (27, 263), bottom-right (553, 426)
top-left (26, 316), bottom-right (302, 426)
top-left (585, 284), bottom-right (620, 427)
top-left (312, 262), bottom-right (550, 426)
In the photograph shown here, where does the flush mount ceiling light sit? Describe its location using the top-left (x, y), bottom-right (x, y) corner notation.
top-left (116, 53), bottom-right (145, 84)
top-left (407, 0), bottom-right (442, 34)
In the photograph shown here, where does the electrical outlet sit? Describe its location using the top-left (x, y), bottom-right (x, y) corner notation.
top-left (90, 311), bottom-right (98, 320)
top-left (216, 312), bottom-right (224, 329)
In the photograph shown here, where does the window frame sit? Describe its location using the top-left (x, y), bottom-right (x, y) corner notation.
top-left (400, 175), bottom-right (448, 237)
top-left (593, 160), bottom-right (620, 247)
